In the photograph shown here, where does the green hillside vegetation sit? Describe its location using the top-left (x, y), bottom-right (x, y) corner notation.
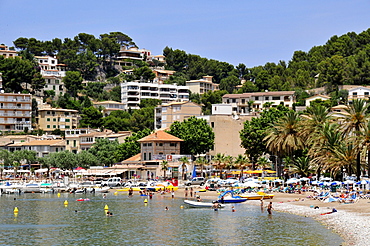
top-left (1, 29), bottom-right (370, 134)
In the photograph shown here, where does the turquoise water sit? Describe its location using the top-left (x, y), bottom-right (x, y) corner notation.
top-left (0, 193), bottom-right (343, 246)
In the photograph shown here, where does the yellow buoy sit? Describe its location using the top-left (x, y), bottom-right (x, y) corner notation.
top-left (180, 205), bottom-right (184, 209)
top-left (144, 199), bottom-right (148, 203)
top-left (57, 193), bottom-right (61, 197)
top-left (63, 200), bottom-right (68, 206)
top-left (114, 192), bottom-right (118, 196)
top-left (104, 204), bottom-right (109, 210)
top-left (14, 207), bottom-right (19, 213)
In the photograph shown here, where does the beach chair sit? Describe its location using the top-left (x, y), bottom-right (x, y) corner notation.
top-left (344, 193), bottom-right (359, 203)
top-left (317, 192), bottom-right (330, 201)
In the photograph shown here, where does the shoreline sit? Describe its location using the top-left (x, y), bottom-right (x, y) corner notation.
top-left (156, 188), bottom-right (370, 246)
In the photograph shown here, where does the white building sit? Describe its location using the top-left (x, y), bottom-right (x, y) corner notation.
top-left (348, 86), bottom-right (370, 102)
top-left (121, 81), bottom-right (189, 109)
top-left (186, 76), bottom-right (219, 95)
top-left (222, 91), bottom-right (296, 114)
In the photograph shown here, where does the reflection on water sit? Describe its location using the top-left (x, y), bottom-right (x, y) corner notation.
top-left (0, 193), bottom-right (342, 246)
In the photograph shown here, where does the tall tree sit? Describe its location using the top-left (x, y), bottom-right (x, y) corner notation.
top-left (167, 116), bottom-right (214, 156)
top-left (63, 71), bottom-right (83, 99)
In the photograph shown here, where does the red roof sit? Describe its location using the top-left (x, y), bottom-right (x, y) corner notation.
top-left (137, 130), bottom-right (183, 142)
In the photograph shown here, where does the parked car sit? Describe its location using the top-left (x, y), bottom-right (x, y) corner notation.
top-left (101, 177), bottom-right (122, 187)
top-left (184, 177), bottom-right (205, 186)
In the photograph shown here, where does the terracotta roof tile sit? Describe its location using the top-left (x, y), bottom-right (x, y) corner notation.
top-left (137, 130), bottom-right (183, 142)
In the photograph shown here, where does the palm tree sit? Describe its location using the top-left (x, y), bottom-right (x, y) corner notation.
top-left (341, 99), bottom-right (370, 180)
top-left (234, 154), bottom-right (250, 180)
top-left (179, 156), bottom-right (189, 180)
top-left (212, 153), bottom-right (225, 179)
top-left (301, 104), bottom-right (333, 145)
top-left (264, 111), bottom-right (305, 158)
top-left (224, 155), bottom-right (234, 177)
top-left (195, 156), bottom-right (207, 178)
top-left (161, 160), bottom-right (169, 180)
top-left (290, 156), bottom-right (313, 177)
top-left (264, 111), bottom-right (305, 177)
top-left (256, 157), bottom-right (270, 170)
top-left (360, 120), bottom-right (370, 176)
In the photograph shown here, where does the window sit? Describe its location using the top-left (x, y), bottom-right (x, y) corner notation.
top-left (65, 119), bottom-right (70, 122)
top-left (47, 125), bottom-right (50, 128)
top-left (56, 148), bottom-right (59, 152)
top-left (272, 96), bottom-right (280, 100)
top-left (65, 125), bottom-right (70, 129)
top-left (265, 97), bottom-right (269, 100)
top-left (147, 143), bottom-right (152, 146)
top-left (53, 125), bottom-right (56, 128)
top-left (365, 92), bottom-right (369, 96)
top-left (143, 143), bottom-right (147, 147)
top-left (47, 118), bottom-right (50, 122)
top-left (158, 143), bottom-right (163, 146)
top-left (148, 152), bottom-right (152, 160)
top-left (143, 153), bottom-right (147, 161)
top-left (211, 122), bottom-right (215, 128)
top-left (53, 118), bottom-right (56, 122)
top-left (254, 96), bottom-right (259, 100)
top-left (67, 140), bottom-right (70, 145)
top-left (73, 140), bottom-right (76, 147)
top-left (170, 143), bottom-right (177, 147)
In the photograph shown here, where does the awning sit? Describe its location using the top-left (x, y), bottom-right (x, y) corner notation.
top-left (35, 168), bottom-right (49, 173)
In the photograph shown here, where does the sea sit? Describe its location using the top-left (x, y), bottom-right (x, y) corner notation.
top-left (0, 192), bottom-right (343, 246)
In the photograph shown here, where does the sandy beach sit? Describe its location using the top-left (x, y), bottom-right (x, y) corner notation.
top-left (161, 187), bottom-right (370, 246)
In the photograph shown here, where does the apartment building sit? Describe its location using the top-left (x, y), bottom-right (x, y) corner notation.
top-left (222, 91), bottom-right (296, 114)
top-left (35, 56), bottom-right (66, 77)
top-left (34, 56), bottom-right (67, 97)
top-left (186, 76), bottom-right (219, 95)
top-left (23, 139), bottom-right (66, 158)
top-left (0, 45), bottom-right (17, 58)
top-left (121, 81), bottom-right (189, 109)
top-left (0, 93), bottom-right (32, 132)
top-left (152, 69), bottom-right (176, 84)
top-left (154, 101), bottom-right (202, 129)
top-left (93, 101), bottom-right (125, 116)
top-left (77, 129), bottom-right (130, 152)
top-left (37, 105), bottom-right (79, 132)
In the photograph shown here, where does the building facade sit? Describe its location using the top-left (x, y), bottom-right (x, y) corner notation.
top-left (37, 105), bottom-right (79, 132)
top-left (0, 93), bottom-right (32, 132)
top-left (186, 76), bottom-right (219, 95)
top-left (0, 45), bottom-right (17, 58)
top-left (154, 101), bottom-right (202, 129)
top-left (222, 91), bottom-right (296, 114)
top-left (93, 101), bottom-right (125, 116)
top-left (121, 81), bottom-right (189, 109)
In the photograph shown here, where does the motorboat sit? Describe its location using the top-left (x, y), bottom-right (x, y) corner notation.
top-left (239, 192), bottom-right (274, 200)
top-left (183, 200), bottom-right (225, 208)
top-left (218, 190), bottom-right (247, 203)
top-left (219, 196), bottom-right (247, 203)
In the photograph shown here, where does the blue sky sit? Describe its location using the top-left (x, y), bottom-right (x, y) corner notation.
top-left (1, 0), bottom-right (369, 67)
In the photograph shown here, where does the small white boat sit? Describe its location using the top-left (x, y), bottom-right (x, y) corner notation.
top-left (183, 200), bottom-right (225, 208)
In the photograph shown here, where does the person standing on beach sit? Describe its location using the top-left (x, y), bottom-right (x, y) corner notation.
top-left (190, 187), bottom-right (193, 198)
top-left (267, 202), bottom-right (273, 215)
top-left (185, 187), bottom-right (188, 198)
top-left (260, 199), bottom-right (264, 212)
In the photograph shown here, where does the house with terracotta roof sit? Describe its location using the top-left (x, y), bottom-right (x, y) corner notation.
top-left (0, 45), bottom-right (17, 58)
top-left (20, 139), bottom-right (66, 157)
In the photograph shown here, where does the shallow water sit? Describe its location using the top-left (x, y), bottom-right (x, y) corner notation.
top-left (0, 192), bottom-right (343, 246)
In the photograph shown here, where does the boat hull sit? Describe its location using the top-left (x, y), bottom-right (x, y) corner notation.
top-left (184, 200), bottom-right (225, 208)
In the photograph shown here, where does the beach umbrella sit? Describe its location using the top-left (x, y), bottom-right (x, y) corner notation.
top-left (300, 177), bottom-right (310, 181)
top-left (311, 180), bottom-right (319, 185)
